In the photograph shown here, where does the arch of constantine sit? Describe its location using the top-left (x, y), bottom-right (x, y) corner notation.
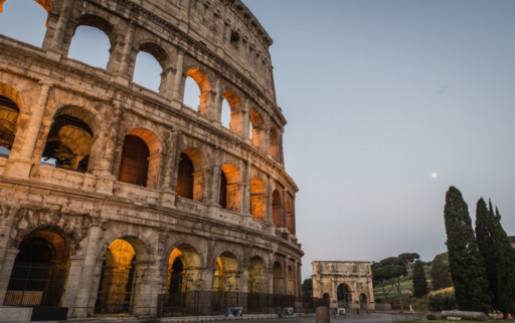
top-left (0, 0), bottom-right (301, 320)
top-left (312, 261), bottom-right (375, 312)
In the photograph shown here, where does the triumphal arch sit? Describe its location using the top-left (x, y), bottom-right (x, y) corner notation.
top-left (0, 0), bottom-right (302, 320)
top-left (312, 261), bottom-right (375, 312)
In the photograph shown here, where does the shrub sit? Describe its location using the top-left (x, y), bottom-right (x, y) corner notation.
top-left (428, 293), bottom-right (456, 311)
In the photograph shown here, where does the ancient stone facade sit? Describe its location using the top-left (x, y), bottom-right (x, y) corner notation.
top-left (0, 0), bottom-right (301, 319)
top-left (312, 261), bottom-right (375, 312)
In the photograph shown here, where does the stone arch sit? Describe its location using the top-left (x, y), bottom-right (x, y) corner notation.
top-left (359, 293), bottom-right (368, 310)
top-left (249, 109), bottom-right (265, 148)
top-left (4, 226), bottom-right (70, 307)
top-left (222, 90), bottom-right (243, 134)
top-left (166, 244), bottom-right (201, 294)
top-left (272, 261), bottom-right (284, 295)
top-left (118, 128), bottom-right (162, 189)
top-left (336, 283), bottom-right (352, 309)
top-left (94, 235), bottom-right (152, 315)
top-left (176, 148), bottom-right (203, 201)
top-left (213, 251), bottom-right (239, 292)
top-left (285, 193), bottom-right (295, 234)
top-left (219, 163), bottom-right (241, 211)
top-left (269, 127), bottom-right (282, 163)
top-left (250, 176), bottom-right (266, 221)
top-left (183, 67), bottom-right (211, 114)
top-left (0, 83), bottom-right (23, 157)
top-left (66, 14), bottom-right (115, 69)
top-left (248, 256), bottom-right (266, 294)
top-left (272, 189), bottom-right (282, 227)
top-left (132, 41), bottom-right (171, 93)
top-left (40, 105), bottom-right (95, 173)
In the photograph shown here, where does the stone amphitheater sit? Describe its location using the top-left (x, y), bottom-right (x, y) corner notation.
top-left (0, 0), bottom-right (302, 320)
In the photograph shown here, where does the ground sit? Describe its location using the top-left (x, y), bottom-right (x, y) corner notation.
top-left (215, 313), bottom-right (422, 323)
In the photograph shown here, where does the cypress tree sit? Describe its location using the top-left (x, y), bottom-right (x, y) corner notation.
top-left (475, 198), bottom-right (498, 309)
top-left (412, 260), bottom-right (429, 298)
top-left (490, 205), bottom-right (515, 316)
top-left (431, 253), bottom-right (452, 290)
top-left (443, 187), bottom-right (491, 312)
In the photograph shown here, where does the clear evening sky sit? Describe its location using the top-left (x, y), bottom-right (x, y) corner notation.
top-left (1, 0), bottom-right (515, 279)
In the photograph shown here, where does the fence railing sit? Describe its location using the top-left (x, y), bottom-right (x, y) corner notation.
top-left (157, 291), bottom-right (328, 317)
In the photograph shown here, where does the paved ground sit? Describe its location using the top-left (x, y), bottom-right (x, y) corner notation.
top-left (215, 313), bottom-right (421, 323)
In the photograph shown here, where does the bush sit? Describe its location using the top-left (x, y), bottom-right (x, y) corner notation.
top-left (426, 313), bottom-right (439, 320)
top-left (428, 293), bottom-right (456, 311)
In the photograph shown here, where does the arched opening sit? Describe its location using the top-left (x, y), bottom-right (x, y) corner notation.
top-left (269, 127), bottom-right (282, 163)
top-left (213, 252), bottom-right (239, 292)
top-left (118, 136), bottom-right (149, 187)
top-left (221, 99), bottom-right (231, 129)
top-left (219, 164), bottom-right (241, 211)
top-left (0, 0), bottom-right (49, 47)
top-left (41, 107), bottom-right (94, 173)
top-left (95, 239), bottom-right (137, 314)
top-left (359, 293), bottom-right (368, 310)
top-left (68, 15), bottom-right (112, 69)
top-left (0, 94), bottom-right (20, 157)
top-left (167, 245), bottom-right (201, 296)
top-left (337, 284), bottom-right (352, 309)
top-left (250, 177), bottom-right (266, 221)
top-left (4, 229), bottom-right (69, 307)
top-left (272, 261), bottom-right (283, 295)
top-left (183, 68), bottom-right (210, 113)
top-left (223, 90), bottom-right (243, 134)
top-left (287, 265), bottom-right (294, 295)
top-left (118, 128), bottom-right (161, 188)
top-left (285, 194), bottom-right (295, 234)
top-left (248, 256), bottom-right (265, 294)
top-left (176, 149), bottom-right (202, 201)
top-left (249, 109), bottom-right (264, 148)
top-left (322, 293), bottom-right (330, 306)
top-left (133, 52), bottom-right (163, 92)
top-left (272, 189), bottom-right (282, 227)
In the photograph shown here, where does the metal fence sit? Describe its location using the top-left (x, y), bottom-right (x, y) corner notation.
top-left (157, 291), bottom-right (328, 317)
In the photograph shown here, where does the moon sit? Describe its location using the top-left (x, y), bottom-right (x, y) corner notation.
top-left (431, 172), bottom-right (438, 179)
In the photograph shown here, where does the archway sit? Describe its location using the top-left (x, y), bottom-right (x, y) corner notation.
top-left (219, 164), bottom-right (241, 211)
top-left (176, 149), bottom-right (202, 201)
top-left (167, 245), bottom-right (201, 295)
top-left (269, 127), bottom-right (282, 163)
top-left (0, 0), bottom-right (50, 47)
top-left (41, 107), bottom-right (94, 173)
top-left (4, 229), bottom-right (69, 306)
top-left (249, 109), bottom-right (264, 148)
top-left (287, 265), bottom-right (294, 295)
top-left (95, 239), bottom-right (137, 314)
top-left (0, 93), bottom-right (20, 157)
top-left (183, 68), bottom-right (210, 113)
top-left (359, 293), bottom-right (368, 310)
top-left (272, 189), bottom-right (282, 227)
top-left (132, 43), bottom-right (168, 93)
top-left (250, 177), bottom-right (266, 221)
top-left (272, 261), bottom-right (284, 295)
top-left (222, 90), bottom-right (243, 134)
top-left (248, 256), bottom-right (265, 294)
top-left (213, 252), bottom-right (239, 292)
top-left (336, 284), bottom-right (352, 309)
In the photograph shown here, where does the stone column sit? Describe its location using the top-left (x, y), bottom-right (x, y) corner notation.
top-left (0, 206), bottom-right (17, 264)
top-left (73, 224), bottom-right (103, 318)
top-left (42, 0), bottom-right (75, 56)
top-left (210, 79), bottom-right (223, 123)
top-left (116, 20), bottom-right (136, 80)
top-left (242, 98), bottom-right (251, 142)
top-left (171, 50), bottom-right (185, 103)
top-left (0, 248), bottom-right (18, 305)
top-left (61, 255), bottom-right (84, 312)
top-left (265, 176), bottom-right (273, 225)
top-left (207, 150), bottom-right (222, 207)
top-left (160, 130), bottom-right (178, 207)
top-left (4, 83), bottom-right (50, 178)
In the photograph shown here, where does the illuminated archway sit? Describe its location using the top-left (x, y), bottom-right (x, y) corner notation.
top-left (176, 148), bottom-right (202, 201)
top-left (222, 90), bottom-right (243, 134)
top-left (249, 109), bottom-right (264, 148)
top-left (250, 177), bottom-right (266, 221)
top-left (272, 189), bottom-right (282, 227)
top-left (272, 261), bottom-right (284, 295)
top-left (213, 252), bottom-right (239, 292)
top-left (41, 106), bottom-right (94, 173)
top-left (167, 245), bottom-right (201, 295)
top-left (219, 164), bottom-right (241, 211)
top-left (183, 68), bottom-right (211, 113)
top-left (0, 83), bottom-right (22, 157)
top-left (248, 256), bottom-right (266, 294)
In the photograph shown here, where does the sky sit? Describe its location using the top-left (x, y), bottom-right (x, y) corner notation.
top-left (1, 1), bottom-right (515, 279)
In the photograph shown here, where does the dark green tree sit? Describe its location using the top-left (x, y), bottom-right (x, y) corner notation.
top-left (302, 278), bottom-right (313, 297)
top-left (489, 204), bottom-right (515, 316)
top-left (475, 199), bottom-right (498, 309)
top-left (412, 260), bottom-right (429, 298)
top-left (430, 252), bottom-right (452, 290)
top-left (443, 186), bottom-right (491, 312)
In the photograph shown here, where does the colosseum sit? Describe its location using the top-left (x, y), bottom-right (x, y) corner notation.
top-left (0, 0), bottom-right (302, 320)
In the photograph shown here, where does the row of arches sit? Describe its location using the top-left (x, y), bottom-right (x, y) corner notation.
top-left (4, 227), bottom-right (298, 314)
top-left (0, 84), bottom-right (294, 230)
top-left (0, 1), bottom-right (284, 162)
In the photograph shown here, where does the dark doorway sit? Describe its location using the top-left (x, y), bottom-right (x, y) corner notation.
top-left (337, 284), bottom-right (351, 308)
top-left (219, 171), bottom-right (228, 208)
top-left (176, 153), bottom-right (194, 199)
top-left (169, 258), bottom-right (184, 295)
